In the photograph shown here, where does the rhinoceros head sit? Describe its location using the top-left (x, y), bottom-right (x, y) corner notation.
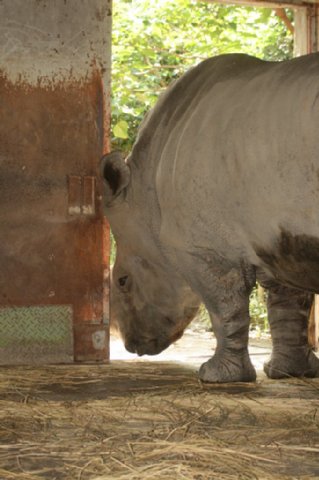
top-left (101, 152), bottom-right (200, 356)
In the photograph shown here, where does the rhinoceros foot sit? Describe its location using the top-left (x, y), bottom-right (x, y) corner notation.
top-left (199, 349), bottom-right (257, 383)
top-left (264, 347), bottom-right (319, 379)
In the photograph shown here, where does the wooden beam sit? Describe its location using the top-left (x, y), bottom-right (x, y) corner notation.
top-left (308, 4), bottom-right (319, 51)
top-left (275, 8), bottom-right (295, 32)
top-left (201, 0), bottom-right (316, 10)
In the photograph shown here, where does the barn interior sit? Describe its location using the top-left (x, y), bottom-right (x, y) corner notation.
top-left (0, 1), bottom-right (319, 479)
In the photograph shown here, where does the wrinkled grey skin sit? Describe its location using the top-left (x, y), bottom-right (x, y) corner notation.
top-left (102, 53), bottom-right (319, 382)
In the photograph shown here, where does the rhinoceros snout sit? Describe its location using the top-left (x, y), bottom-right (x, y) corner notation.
top-left (124, 339), bottom-right (139, 354)
top-left (125, 337), bottom-right (169, 356)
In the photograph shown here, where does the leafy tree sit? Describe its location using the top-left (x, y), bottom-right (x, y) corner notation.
top-left (111, 0), bottom-right (293, 152)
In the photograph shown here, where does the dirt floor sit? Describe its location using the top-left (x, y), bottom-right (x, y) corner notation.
top-left (0, 331), bottom-right (318, 480)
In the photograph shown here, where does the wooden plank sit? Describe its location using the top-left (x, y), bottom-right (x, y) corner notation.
top-left (201, 0), bottom-right (317, 10)
top-left (314, 296), bottom-right (319, 350)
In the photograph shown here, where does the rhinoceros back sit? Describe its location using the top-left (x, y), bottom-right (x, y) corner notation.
top-left (129, 54), bottom-right (319, 282)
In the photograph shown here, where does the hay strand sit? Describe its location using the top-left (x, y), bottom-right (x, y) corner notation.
top-left (0, 362), bottom-right (318, 479)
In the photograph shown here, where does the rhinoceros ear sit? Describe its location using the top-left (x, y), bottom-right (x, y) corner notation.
top-left (101, 151), bottom-right (130, 206)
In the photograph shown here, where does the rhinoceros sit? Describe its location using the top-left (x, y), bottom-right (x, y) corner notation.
top-left (102, 53), bottom-right (319, 383)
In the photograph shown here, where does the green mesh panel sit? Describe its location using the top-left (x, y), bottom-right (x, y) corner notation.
top-left (0, 305), bottom-right (73, 364)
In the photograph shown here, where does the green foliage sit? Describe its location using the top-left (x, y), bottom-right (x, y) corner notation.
top-left (113, 120), bottom-right (129, 139)
top-left (112, 0), bottom-right (293, 153)
top-left (249, 286), bottom-right (269, 334)
top-left (110, 231), bottom-right (116, 266)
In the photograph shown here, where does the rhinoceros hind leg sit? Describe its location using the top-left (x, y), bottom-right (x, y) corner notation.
top-left (199, 348), bottom-right (256, 383)
top-left (264, 347), bottom-right (319, 379)
top-left (257, 274), bottom-right (317, 379)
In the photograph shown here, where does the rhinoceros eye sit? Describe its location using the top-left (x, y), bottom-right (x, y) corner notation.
top-left (118, 275), bottom-right (129, 288)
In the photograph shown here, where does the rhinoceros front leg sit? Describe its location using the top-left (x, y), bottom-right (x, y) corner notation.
top-left (199, 284), bottom-right (256, 383)
top-left (180, 254), bottom-right (257, 383)
top-left (260, 281), bottom-right (319, 379)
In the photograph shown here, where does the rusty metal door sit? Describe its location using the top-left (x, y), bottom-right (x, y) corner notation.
top-left (0, 0), bottom-right (111, 364)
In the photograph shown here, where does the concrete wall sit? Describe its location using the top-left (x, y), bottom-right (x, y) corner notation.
top-left (0, 0), bottom-right (111, 84)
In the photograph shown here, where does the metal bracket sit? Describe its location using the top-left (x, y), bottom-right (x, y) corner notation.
top-left (68, 175), bottom-right (96, 216)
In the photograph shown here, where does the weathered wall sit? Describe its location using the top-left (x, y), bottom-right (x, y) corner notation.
top-left (0, 0), bottom-right (111, 84)
top-left (0, 0), bottom-right (112, 363)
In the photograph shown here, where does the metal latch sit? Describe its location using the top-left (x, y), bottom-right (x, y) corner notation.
top-left (68, 175), bottom-right (96, 216)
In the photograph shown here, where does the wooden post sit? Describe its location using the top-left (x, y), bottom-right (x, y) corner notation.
top-left (294, 5), bottom-right (319, 55)
top-left (314, 297), bottom-right (319, 350)
top-left (294, 5), bottom-right (319, 350)
top-left (294, 8), bottom-right (309, 56)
